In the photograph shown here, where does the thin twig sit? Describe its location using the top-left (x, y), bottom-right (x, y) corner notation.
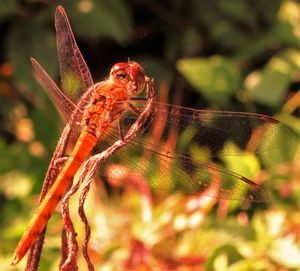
top-left (60, 77), bottom-right (155, 269)
top-left (78, 181), bottom-right (94, 271)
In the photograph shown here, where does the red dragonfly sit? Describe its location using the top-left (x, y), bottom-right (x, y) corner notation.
top-left (11, 5), bottom-right (292, 266)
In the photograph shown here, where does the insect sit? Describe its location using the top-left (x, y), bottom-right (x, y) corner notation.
top-left (11, 5), bottom-right (292, 266)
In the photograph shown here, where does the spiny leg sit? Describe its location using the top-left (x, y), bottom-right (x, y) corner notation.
top-left (117, 102), bottom-right (142, 140)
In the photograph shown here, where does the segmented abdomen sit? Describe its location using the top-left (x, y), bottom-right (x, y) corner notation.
top-left (11, 130), bottom-right (97, 265)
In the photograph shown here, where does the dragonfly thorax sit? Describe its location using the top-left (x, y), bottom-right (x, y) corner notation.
top-left (82, 84), bottom-right (130, 138)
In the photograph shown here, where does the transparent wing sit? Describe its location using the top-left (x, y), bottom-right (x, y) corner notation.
top-left (122, 101), bottom-right (293, 157)
top-left (31, 58), bottom-right (77, 123)
top-left (102, 145), bottom-right (267, 202)
top-left (55, 6), bottom-right (94, 103)
top-left (31, 6), bottom-right (94, 123)
top-left (100, 107), bottom-right (291, 202)
top-left (100, 102), bottom-right (292, 202)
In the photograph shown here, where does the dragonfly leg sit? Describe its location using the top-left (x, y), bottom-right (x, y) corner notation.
top-left (130, 97), bottom-right (147, 102)
top-left (128, 103), bottom-right (141, 115)
top-left (117, 119), bottom-right (124, 140)
top-left (116, 102), bottom-right (142, 140)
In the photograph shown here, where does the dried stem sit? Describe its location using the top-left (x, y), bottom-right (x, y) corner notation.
top-left (60, 78), bottom-right (156, 269)
top-left (78, 179), bottom-right (94, 271)
top-left (60, 182), bottom-right (80, 271)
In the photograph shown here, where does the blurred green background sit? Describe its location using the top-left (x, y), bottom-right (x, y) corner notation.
top-left (0, 0), bottom-right (300, 270)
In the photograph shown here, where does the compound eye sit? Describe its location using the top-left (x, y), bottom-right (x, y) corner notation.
top-left (115, 71), bottom-right (127, 79)
top-left (112, 68), bottom-right (130, 82)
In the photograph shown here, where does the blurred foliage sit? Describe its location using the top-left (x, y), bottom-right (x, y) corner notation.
top-left (0, 0), bottom-right (299, 270)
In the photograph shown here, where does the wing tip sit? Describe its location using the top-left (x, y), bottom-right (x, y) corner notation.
top-left (241, 176), bottom-right (260, 188)
top-left (56, 5), bottom-right (65, 14)
top-left (30, 57), bottom-right (37, 65)
top-left (240, 176), bottom-right (268, 202)
top-left (55, 5), bottom-right (67, 23)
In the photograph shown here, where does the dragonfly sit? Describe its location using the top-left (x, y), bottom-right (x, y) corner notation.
top-left (11, 5), bottom-right (292, 266)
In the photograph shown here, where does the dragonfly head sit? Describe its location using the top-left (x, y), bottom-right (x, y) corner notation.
top-left (110, 61), bottom-right (146, 95)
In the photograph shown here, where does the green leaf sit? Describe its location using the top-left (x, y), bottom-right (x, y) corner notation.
top-left (272, 49), bottom-right (300, 77)
top-left (245, 69), bottom-right (289, 107)
top-left (278, 0), bottom-right (300, 45)
top-left (206, 244), bottom-right (243, 270)
top-left (177, 56), bottom-right (241, 104)
top-left (245, 49), bottom-right (300, 108)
